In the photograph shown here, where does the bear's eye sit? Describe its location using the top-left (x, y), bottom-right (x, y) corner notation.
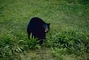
top-left (43, 24), bottom-right (48, 28)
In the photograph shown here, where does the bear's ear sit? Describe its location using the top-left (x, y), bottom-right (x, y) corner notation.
top-left (48, 23), bottom-right (50, 25)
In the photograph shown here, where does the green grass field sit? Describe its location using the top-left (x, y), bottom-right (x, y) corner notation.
top-left (0, 0), bottom-right (89, 60)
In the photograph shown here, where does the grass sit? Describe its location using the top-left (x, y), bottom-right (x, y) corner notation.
top-left (0, 0), bottom-right (89, 60)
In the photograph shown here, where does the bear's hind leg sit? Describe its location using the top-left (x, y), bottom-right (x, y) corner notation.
top-left (27, 31), bottom-right (31, 40)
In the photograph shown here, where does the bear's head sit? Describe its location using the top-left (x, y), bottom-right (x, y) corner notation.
top-left (43, 23), bottom-right (50, 33)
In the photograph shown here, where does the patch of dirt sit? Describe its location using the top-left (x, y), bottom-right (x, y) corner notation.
top-left (19, 47), bottom-right (56, 60)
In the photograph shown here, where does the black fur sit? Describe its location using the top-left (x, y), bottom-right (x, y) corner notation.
top-left (27, 17), bottom-right (50, 44)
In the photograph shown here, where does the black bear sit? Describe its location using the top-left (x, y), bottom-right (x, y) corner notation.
top-left (27, 17), bottom-right (50, 44)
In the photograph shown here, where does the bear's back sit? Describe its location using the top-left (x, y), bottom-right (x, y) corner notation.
top-left (30, 17), bottom-right (45, 25)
